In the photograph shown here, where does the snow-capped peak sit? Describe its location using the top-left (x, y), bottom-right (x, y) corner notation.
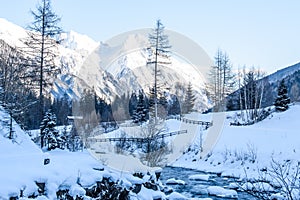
top-left (0, 18), bottom-right (28, 47)
top-left (121, 33), bottom-right (149, 52)
top-left (59, 30), bottom-right (100, 56)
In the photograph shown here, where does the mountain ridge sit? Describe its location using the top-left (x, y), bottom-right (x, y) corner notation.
top-left (0, 18), bottom-right (211, 110)
top-left (2, 17), bottom-right (300, 111)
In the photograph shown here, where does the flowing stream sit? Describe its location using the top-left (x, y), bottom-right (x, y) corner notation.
top-left (160, 166), bottom-right (256, 199)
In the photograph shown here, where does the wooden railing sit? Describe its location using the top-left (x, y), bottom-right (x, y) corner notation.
top-left (87, 130), bottom-right (188, 143)
top-left (167, 115), bottom-right (213, 129)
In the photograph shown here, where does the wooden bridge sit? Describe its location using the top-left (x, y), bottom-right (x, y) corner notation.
top-left (88, 116), bottom-right (213, 144)
top-left (87, 130), bottom-right (188, 143)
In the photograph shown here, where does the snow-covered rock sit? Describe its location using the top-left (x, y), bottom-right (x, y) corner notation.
top-left (241, 182), bottom-right (254, 191)
top-left (253, 182), bottom-right (274, 192)
top-left (167, 192), bottom-right (188, 199)
top-left (166, 178), bottom-right (186, 185)
top-left (270, 193), bottom-right (285, 200)
top-left (241, 181), bottom-right (274, 192)
top-left (188, 174), bottom-right (210, 181)
top-left (132, 186), bottom-right (166, 200)
top-left (207, 186), bottom-right (238, 198)
top-left (228, 182), bottom-right (239, 190)
top-left (191, 185), bottom-right (208, 195)
top-left (69, 184), bottom-right (86, 198)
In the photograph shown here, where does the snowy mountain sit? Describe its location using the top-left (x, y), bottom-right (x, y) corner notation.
top-left (227, 61), bottom-right (300, 110)
top-left (262, 62), bottom-right (300, 104)
top-left (59, 30), bottom-right (99, 57)
top-left (0, 18), bottom-right (211, 110)
top-left (90, 33), bottom-right (210, 110)
top-left (0, 18), bottom-right (95, 98)
top-left (266, 62), bottom-right (300, 83)
top-left (0, 18), bottom-right (28, 48)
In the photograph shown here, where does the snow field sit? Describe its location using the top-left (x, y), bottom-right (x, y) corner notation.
top-left (0, 106), bottom-right (167, 199)
top-left (168, 104), bottom-right (300, 199)
top-left (174, 104), bottom-right (300, 178)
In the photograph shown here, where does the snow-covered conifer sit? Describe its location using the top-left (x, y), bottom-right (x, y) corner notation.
top-left (40, 110), bottom-right (65, 150)
top-left (274, 80), bottom-right (290, 112)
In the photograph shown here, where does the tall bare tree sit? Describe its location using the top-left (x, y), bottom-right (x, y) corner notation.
top-left (147, 20), bottom-right (171, 121)
top-left (208, 49), bottom-right (235, 111)
top-left (239, 66), bottom-right (266, 123)
top-left (24, 0), bottom-right (62, 148)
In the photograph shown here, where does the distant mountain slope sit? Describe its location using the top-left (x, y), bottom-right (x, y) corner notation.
top-left (267, 62), bottom-right (300, 83)
top-left (87, 33), bottom-right (211, 111)
top-left (227, 62), bottom-right (300, 110)
top-left (259, 62), bottom-right (300, 106)
top-left (0, 18), bottom-right (211, 111)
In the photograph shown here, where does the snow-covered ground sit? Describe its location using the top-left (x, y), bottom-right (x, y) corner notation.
top-left (88, 103), bottom-right (300, 183)
top-left (173, 103), bottom-right (300, 180)
top-left (2, 103), bottom-right (300, 199)
top-left (0, 106), bottom-right (169, 200)
top-left (87, 116), bottom-right (210, 171)
top-left (0, 119), bottom-right (104, 199)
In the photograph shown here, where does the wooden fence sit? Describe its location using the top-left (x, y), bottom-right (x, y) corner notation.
top-left (87, 130), bottom-right (188, 143)
top-left (167, 115), bottom-right (213, 129)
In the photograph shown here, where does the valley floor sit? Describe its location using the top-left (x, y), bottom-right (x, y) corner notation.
top-left (172, 103), bottom-right (300, 180)
top-left (1, 104), bottom-right (299, 199)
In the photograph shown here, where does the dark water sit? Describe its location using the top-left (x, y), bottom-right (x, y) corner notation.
top-left (160, 166), bottom-right (256, 199)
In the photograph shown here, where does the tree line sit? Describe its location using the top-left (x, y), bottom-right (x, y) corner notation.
top-left (207, 49), bottom-right (291, 125)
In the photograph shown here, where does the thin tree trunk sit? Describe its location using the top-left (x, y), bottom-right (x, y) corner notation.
top-left (238, 70), bottom-right (244, 120)
top-left (154, 21), bottom-right (159, 123)
top-left (40, 1), bottom-right (46, 148)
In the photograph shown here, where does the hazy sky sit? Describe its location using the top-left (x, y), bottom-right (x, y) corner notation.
top-left (1, 0), bottom-right (300, 74)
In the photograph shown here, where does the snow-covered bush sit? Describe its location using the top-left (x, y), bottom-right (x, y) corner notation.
top-left (230, 108), bottom-right (271, 126)
top-left (221, 143), bottom-right (257, 165)
top-left (40, 110), bottom-right (66, 150)
top-left (238, 159), bottom-right (300, 200)
top-left (66, 125), bottom-right (83, 152)
top-left (115, 131), bottom-right (133, 154)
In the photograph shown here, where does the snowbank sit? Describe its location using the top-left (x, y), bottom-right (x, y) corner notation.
top-left (165, 178), bottom-right (186, 185)
top-left (173, 104), bottom-right (300, 182)
top-left (188, 174), bottom-right (210, 181)
top-left (0, 106), bottom-right (163, 199)
top-left (207, 186), bottom-right (238, 198)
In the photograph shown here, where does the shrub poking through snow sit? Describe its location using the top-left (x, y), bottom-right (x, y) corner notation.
top-left (237, 159), bottom-right (300, 200)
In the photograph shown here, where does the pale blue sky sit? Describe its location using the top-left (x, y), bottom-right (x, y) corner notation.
top-left (1, 0), bottom-right (300, 74)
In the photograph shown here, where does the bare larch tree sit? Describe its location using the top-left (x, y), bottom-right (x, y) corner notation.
top-left (24, 0), bottom-right (62, 148)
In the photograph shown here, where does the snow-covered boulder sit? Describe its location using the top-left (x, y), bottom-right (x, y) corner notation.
top-left (241, 182), bottom-right (254, 191)
top-left (253, 182), bottom-right (274, 192)
top-left (166, 178), bottom-right (186, 185)
top-left (188, 174), bottom-right (210, 181)
top-left (69, 184), bottom-right (86, 198)
top-left (228, 182), bottom-right (239, 190)
top-left (167, 192), bottom-right (188, 199)
top-left (207, 186), bottom-right (238, 198)
top-left (270, 193), bottom-right (285, 200)
top-left (191, 185), bottom-right (208, 195)
top-left (133, 186), bottom-right (166, 200)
